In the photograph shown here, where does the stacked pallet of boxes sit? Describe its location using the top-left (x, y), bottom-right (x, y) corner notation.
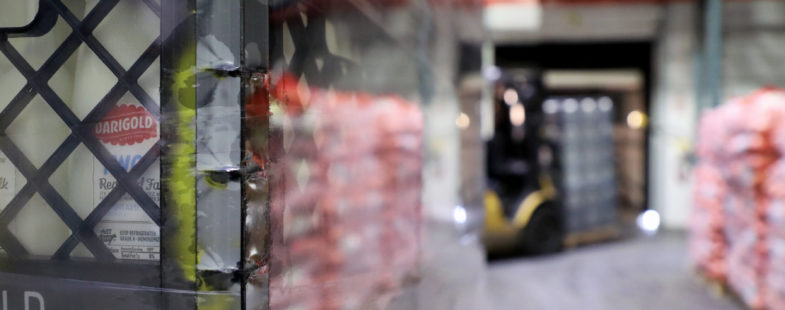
top-left (692, 88), bottom-right (785, 309)
top-left (267, 76), bottom-right (423, 310)
top-left (543, 97), bottom-right (617, 235)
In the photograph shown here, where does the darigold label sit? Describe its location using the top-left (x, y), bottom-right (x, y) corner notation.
top-left (92, 103), bottom-right (160, 261)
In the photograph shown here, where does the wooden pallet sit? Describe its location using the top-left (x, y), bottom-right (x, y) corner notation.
top-left (563, 225), bottom-right (621, 249)
top-left (693, 268), bottom-right (754, 310)
top-left (694, 268), bottom-right (728, 298)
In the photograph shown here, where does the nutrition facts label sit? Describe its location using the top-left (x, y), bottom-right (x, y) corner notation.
top-left (0, 152), bottom-right (15, 210)
top-left (93, 157), bottom-right (161, 261)
top-left (95, 221), bottom-right (160, 260)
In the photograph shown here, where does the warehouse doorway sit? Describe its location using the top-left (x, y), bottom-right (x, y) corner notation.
top-left (484, 42), bottom-right (653, 255)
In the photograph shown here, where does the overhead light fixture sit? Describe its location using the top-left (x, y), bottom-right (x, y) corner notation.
top-left (627, 110), bottom-right (647, 129)
top-left (503, 88), bottom-right (518, 106)
top-left (453, 205), bottom-right (467, 225)
top-left (543, 99), bottom-right (559, 114)
top-left (581, 98), bottom-right (597, 113)
top-left (636, 210), bottom-right (660, 234)
top-left (456, 112), bottom-right (471, 129)
top-left (510, 103), bottom-right (526, 127)
top-left (563, 98), bottom-right (579, 113)
top-left (598, 96), bottom-right (613, 112)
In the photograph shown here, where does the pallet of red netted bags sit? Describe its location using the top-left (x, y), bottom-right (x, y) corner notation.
top-left (764, 236), bottom-right (785, 310)
top-left (691, 164), bottom-right (726, 233)
top-left (765, 172), bottom-right (785, 278)
top-left (720, 158), bottom-right (775, 194)
top-left (688, 205), bottom-right (725, 264)
top-left (689, 201), bottom-right (724, 270)
top-left (764, 200), bottom-right (785, 309)
top-left (696, 109), bottom-right (729, 164)
top-left (692, 87), bottom-right (785, 310)
top-left (722, 88), bottom-right (785, 138)
top-left (716, 89), bottom-right (784, 188)
top-left (268, 286), bottom-right (322, 310)
top-left (270, 271), bottom-right (402, 310)
top-left (727, 227), bottom-right (767, 309)
top-left (730, 270), bottom-right (765, 310)
top-left (723, 193), bottom-right (765, 232)
top-left (764, 276), bottom-right (785, 310)
top-left (691, 110), bottom-right (729, 280)
top-left (722, 193), bottom-right (769, 310)
top-left (689, 231), bottom-right (727, 279)
top-left (765, 159), bottom-right (785, 198)
top-left (268, 80), bottom-right (423, 309)
top-left (690, 204), bottom-right (724, 234)
top-left (277, 221), bottom-right (408, 282)
top-left (768, 201), bottom-right (785, 241)
top-left (694, 163), bottom-right (726, 200)
top-left (766, 236), bottom-right (785, 270)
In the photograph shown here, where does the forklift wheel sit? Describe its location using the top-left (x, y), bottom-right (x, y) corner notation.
top-left (518, 201), bottom-right (564, 255)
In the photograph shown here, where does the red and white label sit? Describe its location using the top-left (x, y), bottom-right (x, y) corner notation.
top-left (94, 104), bottom-right (157, 146)
top-left (92, 103), bottom-right (160, 261)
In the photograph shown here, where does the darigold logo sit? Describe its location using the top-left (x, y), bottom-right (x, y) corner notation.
top-left (94, 104), bottom-right (157, 146)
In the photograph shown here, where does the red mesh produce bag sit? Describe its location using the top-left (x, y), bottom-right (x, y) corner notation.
top-left (267, 75), bottom-right (423, 310)
top-left (692, 87), bottom-right (785, 309)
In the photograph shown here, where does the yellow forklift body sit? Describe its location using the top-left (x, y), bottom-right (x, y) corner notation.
top-left (483, 175), bottom-right (557, 248)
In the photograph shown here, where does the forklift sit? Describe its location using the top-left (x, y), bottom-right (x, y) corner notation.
top-left (482, 69), bottom-right (564, 255)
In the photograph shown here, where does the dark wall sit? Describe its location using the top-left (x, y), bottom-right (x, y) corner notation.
top-left (495, 41), bottom-right (653, 211)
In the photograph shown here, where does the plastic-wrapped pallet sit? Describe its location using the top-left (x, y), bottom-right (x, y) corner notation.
top-left (689, 163), bottom-right (727, 280)
top-left (719, 90), bottom-right (782, 309)
top-left (690, 108), bottom-right (728, 280)
top-left (542, 96), bottom-right (617, 234)
top-left (763, 90), bottom-right (785, 309)
top-left (691, 88), bottom-right (785, 309)
top-left (764, 173), bottom-right (785, 310)
top-left (267, 74), bottom-right (423, 310)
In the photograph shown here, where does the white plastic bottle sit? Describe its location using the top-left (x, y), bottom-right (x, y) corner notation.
top-left (67, 0), bottom-right (160, 260)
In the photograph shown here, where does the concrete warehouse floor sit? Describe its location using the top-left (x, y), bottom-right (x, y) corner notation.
top-left (389, 225), bottom-right (738, 309)
top-left (486, 231), bottom-right (740, 309)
